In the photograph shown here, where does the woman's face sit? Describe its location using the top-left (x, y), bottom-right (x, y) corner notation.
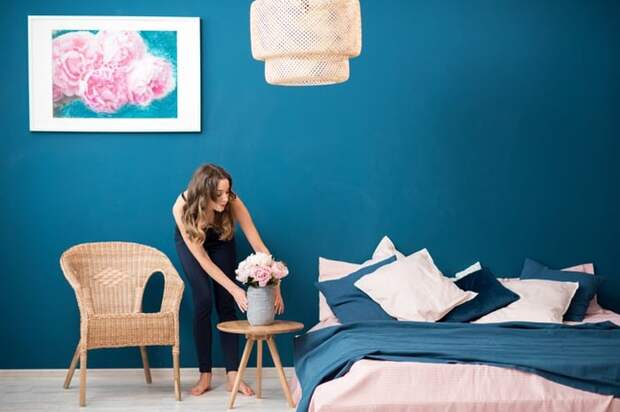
top-left (209, 178), bottom-right (230, 212)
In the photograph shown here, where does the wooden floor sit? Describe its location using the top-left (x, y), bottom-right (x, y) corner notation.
top-left (0, 368), bottom-right (297, 412)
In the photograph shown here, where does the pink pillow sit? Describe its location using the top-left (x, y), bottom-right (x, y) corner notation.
top-left (562, 263), bottom-right (602, 315)
top-left (317, 236), bottom-right (404, 321)
top-left (318, 257), bottom-right (362, 321)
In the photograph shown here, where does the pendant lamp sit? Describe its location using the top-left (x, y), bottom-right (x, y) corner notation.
top-left (250, 0), bottom-right (362, 86)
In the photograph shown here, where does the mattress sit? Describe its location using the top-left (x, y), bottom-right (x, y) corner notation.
top-left (290, 310), bottom-right (620, 412)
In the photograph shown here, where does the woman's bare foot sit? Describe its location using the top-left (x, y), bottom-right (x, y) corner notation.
top-left (190, 372), bottom-right (212, 396)
top-left (226, 371), bottom-right (255, 396)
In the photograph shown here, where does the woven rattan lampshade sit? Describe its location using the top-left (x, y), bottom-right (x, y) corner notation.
top-left (250, 0), bottom-right (362, 86)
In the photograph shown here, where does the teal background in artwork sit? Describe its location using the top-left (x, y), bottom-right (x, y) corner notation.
top-left (1, 0), bottom-right (619, 371)
top-left (53, 30), bottom-right (178, 118)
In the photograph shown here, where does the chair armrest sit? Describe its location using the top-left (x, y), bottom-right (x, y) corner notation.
top-left (67, 286), bottom-right (95, 317)
top-left (159, 262), bottom-right (185, 314)
top-left (60, 259), bottom-right (94, 317)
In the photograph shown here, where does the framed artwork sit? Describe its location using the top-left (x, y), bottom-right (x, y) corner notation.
top-left (28, 16), bottom-right (201, 132)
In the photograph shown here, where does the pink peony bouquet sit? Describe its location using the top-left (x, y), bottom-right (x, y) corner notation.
top-left (235, 252), bottom-right (289, 288)
top-left (52, 30), bottom-right (176, 114)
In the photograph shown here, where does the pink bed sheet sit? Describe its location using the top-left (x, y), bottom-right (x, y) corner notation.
top-left (290, 311), bottom-right (620, 412)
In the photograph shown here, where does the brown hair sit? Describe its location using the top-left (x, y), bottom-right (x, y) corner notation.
top-left (182, 164), bottom-right (237, 243)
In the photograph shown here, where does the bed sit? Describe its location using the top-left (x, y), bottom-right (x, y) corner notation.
top-left (291, 237), bottom-right (620, 412)
top-left (290, 310), bottom-right (620, 412)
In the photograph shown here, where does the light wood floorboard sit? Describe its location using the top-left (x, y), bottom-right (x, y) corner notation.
top-left (0, 368), bottom-right (297, 412)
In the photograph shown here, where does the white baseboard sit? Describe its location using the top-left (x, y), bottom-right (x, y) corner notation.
top-left (0, 367), bottom-right (295, 378)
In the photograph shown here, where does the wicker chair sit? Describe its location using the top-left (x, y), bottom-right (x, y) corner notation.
top-left (60, 242), bottom-right (185, 406)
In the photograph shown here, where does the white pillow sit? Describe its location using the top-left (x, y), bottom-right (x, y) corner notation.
top-left (371, 236), bottom-right (406, 260)
top-left (473, 279), bottom-right (579, 324)
top-left (317, 236), bottom-right (404, 321)
top-left (454, 262), bottom-right (482, 279)
top-left (354, 249), bottom-right (478, 322)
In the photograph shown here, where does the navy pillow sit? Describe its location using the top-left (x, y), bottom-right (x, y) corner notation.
top-left (440, 268), bottom-right (520, 322)
top-left (520, 258), bottom-right (601, 322)
top-left (520, 258), bottom-right (548, 276)
top-left (316, 255), bottom-right (397, 323)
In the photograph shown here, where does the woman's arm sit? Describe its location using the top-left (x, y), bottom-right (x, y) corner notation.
top-left (231, 196), bottom-right (284, 314)
top-left (172, 194), bottom-right (248, 311)
top-left (231, 197), bottom-right (270, 255)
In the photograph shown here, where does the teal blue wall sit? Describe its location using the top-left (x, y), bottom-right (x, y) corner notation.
top-left (2, 0), bottom-right (619, 369)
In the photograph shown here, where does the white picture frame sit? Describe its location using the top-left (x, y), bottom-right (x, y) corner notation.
top-left (28, 16), bottom-right (201, 132)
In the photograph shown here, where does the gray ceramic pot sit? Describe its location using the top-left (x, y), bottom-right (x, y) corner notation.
top-left (247, 285), bottom-right (275, 326)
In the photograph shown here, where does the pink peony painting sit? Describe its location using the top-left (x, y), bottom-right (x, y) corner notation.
top-left (52, 30), bottom-right (177, 118)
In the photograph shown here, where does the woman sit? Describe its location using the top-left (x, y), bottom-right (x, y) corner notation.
top-left (173, 164), bottom-right (285, 396)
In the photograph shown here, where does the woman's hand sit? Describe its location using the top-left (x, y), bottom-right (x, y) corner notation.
top-left (274, 287), bottom-right (285, 315)
top-left (231, 287), bottom-right (248, 313)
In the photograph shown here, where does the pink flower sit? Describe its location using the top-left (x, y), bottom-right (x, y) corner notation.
top-left (126, 55), bottom-right (175, 106)
top-left (96, 30), bottom-right (146, 68)
top-left (52, 30), bottom-right (176, 113)
top-left (254, 267), bottom-right (272, 287)
top-left (271, 261), bottom-right (289, 279)
top-left (52, 32), bottom-right (103, 97)
top-left (53, 84), bottom-right (64, 102)
top-left (79, 66), bottom-right (129, 113)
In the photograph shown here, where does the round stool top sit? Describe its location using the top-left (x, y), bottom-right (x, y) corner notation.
top-left (217, 320), bottom-right (304, 336)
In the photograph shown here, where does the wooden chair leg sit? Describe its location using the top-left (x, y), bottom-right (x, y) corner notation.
top-left (173, 347), bottom-right (181, 401)
top-left (256, 339), bottom-right (263, 399)
top-left (139, 346), bottom-right (152, 384)
top-left (266, 336), bottom-right (294, 408)
top-left (228, 337), bottom-right (255, 409)
top-left (63, 342), bottom-right (80, 389)
top-left (79, 349), bottom-right (87, 407)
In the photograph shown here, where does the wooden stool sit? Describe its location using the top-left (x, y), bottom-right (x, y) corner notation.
top-left (217, 320), bottom-right (304, 409)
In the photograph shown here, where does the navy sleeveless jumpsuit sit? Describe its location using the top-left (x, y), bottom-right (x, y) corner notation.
top-left (174, 193), bottom-right (240, 373)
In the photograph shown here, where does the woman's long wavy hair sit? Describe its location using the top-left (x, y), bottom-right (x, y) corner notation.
top-left (182, 164), bottom-right (237, 243)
